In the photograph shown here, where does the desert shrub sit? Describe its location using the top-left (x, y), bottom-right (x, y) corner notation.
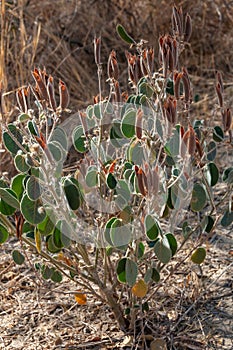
top-left (0, 4), bottom-right (232, 339)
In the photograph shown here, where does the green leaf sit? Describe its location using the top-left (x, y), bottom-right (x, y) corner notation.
top-left (110, 219), bottom-right (132, 247)
top-left (63, 178), bottom-right (82, 210)
top-left (14, 154), bottom-right (30, 173)
top-left (11, 174), bottom-right (27, 200)
top-left (50, 126), bottom-right (68, 151)
top-left (85, 167), bottom-right (98, 187)
top-left (37, 214), bottom-right (55, 236)
top-left (72, 125), bottom-right (87, 153)
top-left (223, 167), bottom-right (233, 184)
top-left (12, 250), bottom-right (25, 265)
top-left (125, 259), bottom-right (138, 286)
top-left (0, 224), bottom-right (9, 244)
top-left (213, 126), bottom-right (224, 142)
top-left (26, 176), bottom-right (42, 201)
top-left (127, 139), bottom-right (145, 165)
top-left (47, 142), bottom-right (62, 162)
top-left (3, 124), bottom-right (23, 154)
top-left (221, 210), bottom-right (233, 227)
top-left (191, 183), bottom-right (206, 212)
top-left (46, 235), bottom-right (61, 253)
top-left (110, 120), bottom-right (125, 148)
top-left (191, 247), bottom-right (206, 264)
top-left (51, 270), bottom-right (63, 283)
top-left (104, 217), bottom-right (117, 246)
top-left (165, 233), bottom-right (177, 256)
top-left (116, 258), bottom-right (127, 283)
top-left (202, 215), bottom-right (215, 233)
top-left (116, 24), bottom-right (135, 44)
top-left (207, 141), bottom-right (217, 161)
top-left (41, 265), bottom-right (53, 280)
top-left (145, 214), bottom-right (161, 241)
top-left (0, 188), bottom-right (19, 209)
top-left (20, 194), bottom-right (46, 224)
top-left (106, 173), bottom-right (117, 189)
top-left (138, 82), bottom-right (154, 98)
top-left (121, 109), bottom-right (136, 138)
top-left (18, 113), bottom-right (30, 122)
top-left (27, 120), bottom-right (39, 136)
top-left (151, 268), bottom-right (160, 282)
top-left (154, 236), bottom-right (172, 264)
top-left (137, 242), bottom-right (145, 259)
top-left (205, 162), bottom-right (219, 187)
top-left (0, 198), bottom-right (16, 215)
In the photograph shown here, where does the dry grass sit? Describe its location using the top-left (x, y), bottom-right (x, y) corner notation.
top-left (0, 0), bottom-right (233, 112)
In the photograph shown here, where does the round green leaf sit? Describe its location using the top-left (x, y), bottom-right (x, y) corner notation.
top-left (12, 250), bottom-right (25, 265)
top-left (106, 173), bottom-right (117, 189)
top-left (14, 154), bottom-right (30, 173)
top-left (50, 127), bottom-right (68, 151)
top-left (41, 265), bottom-right (53, 280)
top-left (145, 214), bottom-right (161, 241)
top-left (37, 214), bottom-right (55, 236)
top-left (125, 259), bottom-right (138, 286)
top-left (51, 270), bottom-right (63, 283)
top-left (205, 162), bottom-right (219, 187)
top-left (223, 167), bottom-right (233, 184)
top-left (26, 175), bottom-right (42, 201)
top-left (154, 236), bottom-right (172, 264)
top-left (0, 224), bottom-right (9, 244)
top-left (72, 125), bottom-right (87, 153)
top-left (138, 82), bottom-right (154, 98)
top-left (20, 194), bottom-right (46, 224)
top-left (0, 188), bottom-right (19, 209)
top-left (46, 235), bottom-right (61, 253)
top-left (213, 126), bottom-right (224, 142)
top-left (104, 217), bottom-right (118, 246)
top-left (207, 141), bottom-right (217, 161)
top-left (165, 233), bottom-right (177, 256)
top-left (110, 219), bottom-right (132, 247)
top-left (191, 247), bottom-right (206, 264)
top-left (191, 183), bottom-right (206, 212)
top-left (3, 124), bottom-right (23, 154)
top-left (85, 167), bottom-right (98, 187)
top-left (11, 174), bottom-right (27, 200)
top-left (151, 268), bottom-right (160, 283)
top-left (221, 210), bottom-right (233, 227)
top-left (116, 258), bottom-right (127, 283)
top-left (121, 109), bottom-right (136, 138)
top-left (63, 178), bottom-right (82, 210)
top-left (137, 242), bottom-right (145, 259)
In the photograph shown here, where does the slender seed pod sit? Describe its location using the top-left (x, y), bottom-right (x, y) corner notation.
top-left (47, 75), bottom-right (56, 111)
top-left (32, 68), bottom-right (48, 101)
top-left (113, 80), bottom-right (122, 103)
top-left (184, 14), bottom-right (192, 42)
top-left (94, 36), bottom-right (101, 66)
top-left (182, 72), bottom-right (191, 103)
top-left (136, 167), bottom-right (147, 196)
top-left (174, 72), bottom-right (183, 100)
top-left (215, 82), bottom-right (223, 107)
top-left (136, 108), bottom-right (143, 139)
top-left (59, 80), bottom-right (70, 111)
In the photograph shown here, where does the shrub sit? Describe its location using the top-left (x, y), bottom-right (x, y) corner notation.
top-left (0, 5), bottom-right (232, 335)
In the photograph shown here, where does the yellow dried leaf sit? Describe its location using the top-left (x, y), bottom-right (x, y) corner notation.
top-left (132, 279), bottom-right (148, 298)
top-left (75, 293), bottom-right (87, 305)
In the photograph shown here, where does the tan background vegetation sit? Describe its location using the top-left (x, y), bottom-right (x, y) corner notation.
top-left (1, 0), bottom-right (233, 112)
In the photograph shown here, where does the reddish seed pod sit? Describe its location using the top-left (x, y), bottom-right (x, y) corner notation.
top-left (222, 108), bottom-right (232, 132)
top-left (94, 36), bottom-right (101, 66)
top-left (136, 109), bottom-right (143, 139)
top-left (107, 50), bottom-right (119, 81)
top-left (215, 82), bottom-right (223, 107)
top-left (59, 80), bottom-right (70, 111)
top-left (47, 75), bottom-right (56, 111)
top-left (184, 14), bottom-right (192, 42)
top-left (136, 168), bottom-right (147, 196)
top-left (32, 68), bottom-right (48, 101)
top-left (174, 72), bottom-right (183, 100)
top-left (113, 80), bottom-right (122, 103)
